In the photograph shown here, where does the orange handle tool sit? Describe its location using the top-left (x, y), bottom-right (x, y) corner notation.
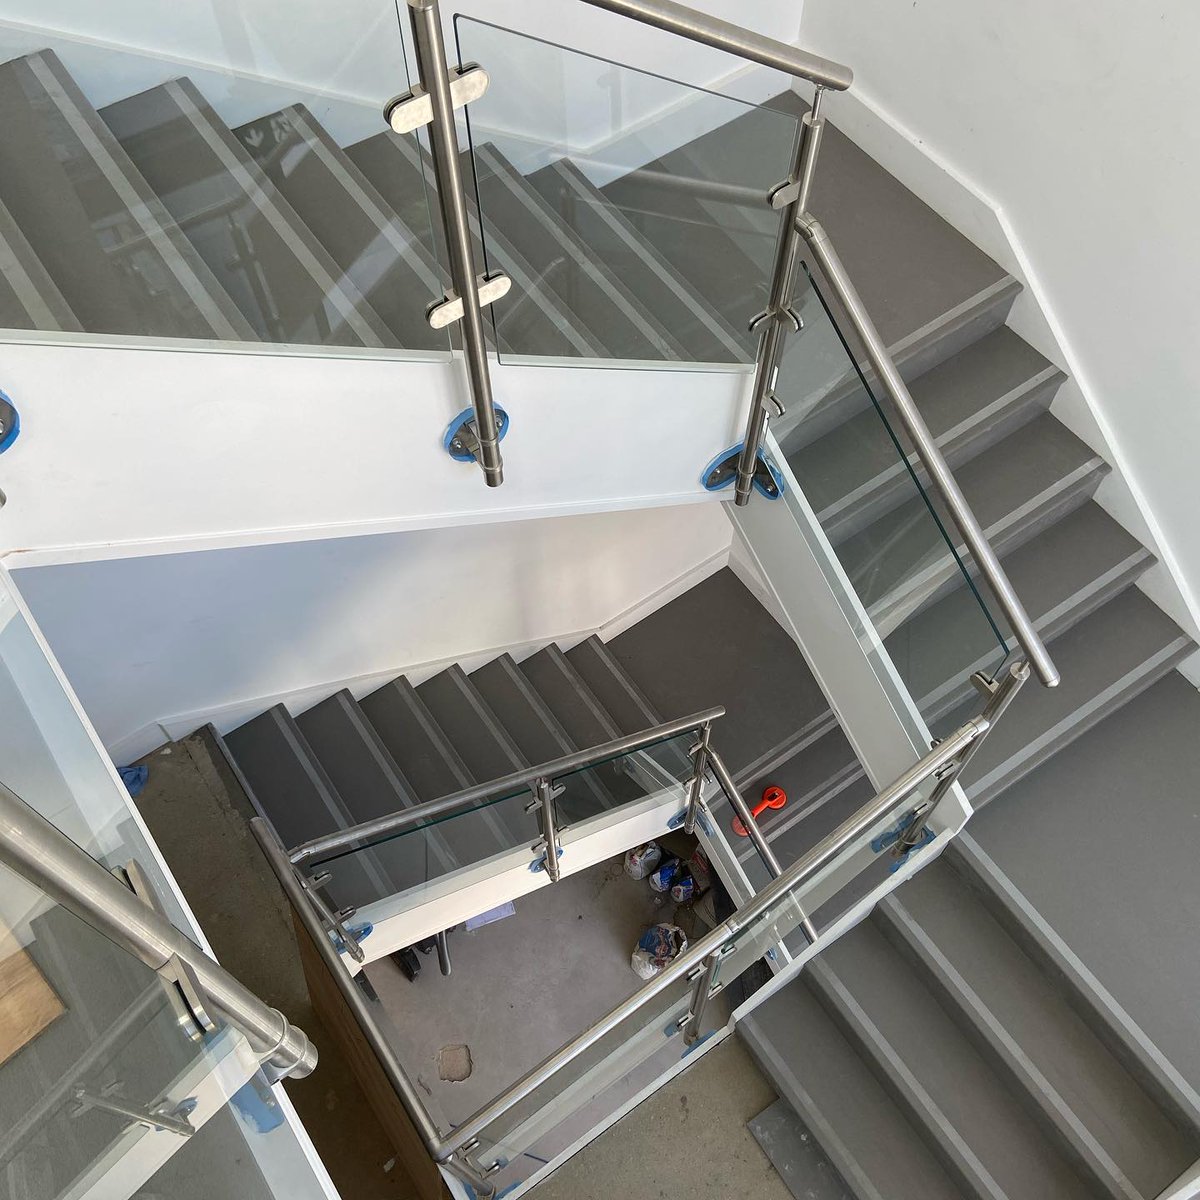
top-left (732, 785), bottom-right (787, 836)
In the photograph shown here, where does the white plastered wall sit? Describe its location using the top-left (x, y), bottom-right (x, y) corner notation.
top-left (793, 0), bottom-right (1200, 682)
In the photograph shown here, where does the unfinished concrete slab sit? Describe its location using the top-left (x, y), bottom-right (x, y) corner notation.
top-left (531, 1036), bottom-right (791, 1200)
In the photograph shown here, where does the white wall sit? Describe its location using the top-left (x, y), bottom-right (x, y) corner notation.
top-left (14, 502), bottom-right (732, 762)
top-left (798, 0), bottom-right (1200, 654)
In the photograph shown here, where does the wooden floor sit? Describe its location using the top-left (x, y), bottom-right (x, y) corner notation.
top-left (0, 921), bottom-right (63, 1067)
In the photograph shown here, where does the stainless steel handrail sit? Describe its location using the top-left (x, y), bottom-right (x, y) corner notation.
top-left (0, 780), bottom-right (317, 1080)
top-left (287, 705), bottom-right (725, 865)
top-left (578, 0), bottom-right (853, 91)
top-left (795, 215), bottom-right (1060, 687)
top-left (433, 714), bottom-right (988, 1161)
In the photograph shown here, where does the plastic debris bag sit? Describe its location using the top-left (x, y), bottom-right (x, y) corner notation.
top-left (649, 856), bottom-right (681, 893)
top-left (624, 841), bottom-right (663, 880)
top-left (630, 922), bottom-right (688, 979)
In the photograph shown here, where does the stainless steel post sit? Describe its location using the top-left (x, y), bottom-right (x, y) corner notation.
top-left (899, 659), bottom-right (1031, 850)
top-left (734, 92), bottom-right (827, 506)
top-left (683, 721), bottom-right (712, 835)
top-left (682, 950), bottom-right (723, 1045)
top-left (793, 214), bottom-right (1059, 688)
top-left (532, 777), bottom-right (562, 882)
top-left (0, 782), bottom-right (317, 1080)
top-left (407, 0), bottom-right (503, 486)
top-left (707, 745), bottom-right (818, 943)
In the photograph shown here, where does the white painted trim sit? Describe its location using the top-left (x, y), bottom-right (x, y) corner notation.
top-left (790, 77), bottom-right (1200, 672)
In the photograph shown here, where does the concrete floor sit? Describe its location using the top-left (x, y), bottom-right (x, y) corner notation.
top-left (130, 732), bottom-right (420, 1200)
top-left (129, 734), bottom-right (789, 1200)
top-left (531, 1036), bottom-right (793, 1200)
top-left (367, 852), bottom-right (709, 1128)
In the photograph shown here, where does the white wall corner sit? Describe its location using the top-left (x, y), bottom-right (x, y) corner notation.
top-left (108, 517), bottom-right (733, 762)
top-left (788, 74), bottom-right (1200, 670)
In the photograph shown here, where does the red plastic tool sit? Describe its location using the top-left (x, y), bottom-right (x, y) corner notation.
top-left (733, 785), bottom-right (787, 836)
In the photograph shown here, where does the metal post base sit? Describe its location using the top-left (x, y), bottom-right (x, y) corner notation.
top-left (701, 442), bottom-right (785, 500)
top-left (444, 405), bottom-right (510, 464)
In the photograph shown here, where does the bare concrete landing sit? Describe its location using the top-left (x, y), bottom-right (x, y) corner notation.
top-left (129, 731), bottom-right (419, 1200)
top-left (367, 854), bottom-right (704, 1128)
top-left (531, 1036), bottom-right (791, 1199)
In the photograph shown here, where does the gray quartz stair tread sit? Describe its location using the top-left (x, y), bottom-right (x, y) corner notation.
top-left (470, 652), bottom-right (616, 817)
top-left (101, 78), bottom-right (396, 348)
top-left (792, 327), bottom-right (1063, 544)
top-left (0, 194), bottom-right (81, 331)
top-left (233, 104), bottom-right (446, 352)
top-left (838, 413), bottom-right (1108, 632)
top-left (889, 503), bottom-right (1152, 721)
top-left (812, 922), bottom-right (1097, 1200)
top-left (935, 588), bottom-right (1193, 806)
top-left (956, 675), bottom-right (1200, 1141)
top-left (740, 982), bottom-right (965, 1200)
top-left (358, 677), bottom-right (472, 802)
top-left (566, 635), bottom-right (664, 735)
top-left (415, 666), bottom-right (539, 845)
top-left (223, 704), bottom-right (379, 910)
top-left (347, 131), bottom-right (605, 358)
top-left (605, 91), bottom-right (1007, 354)
top-left (469, 142), bottom-right (688, 361)
top-left (607, 568), bottom-right (832, 782)
top-left (525, 156), bottom-right (751, 365)
top-left (0, 50), bottom-right (254, 340)
top-left (519, 645), bottom-right (641, 807)
top-left (565, 634), bottom-right (696, 794)
top-left (296, 690), bottom-right (453, 887)
top-left (878, 859), bottom-right (1195, 1199)
top-left (358, 677), bottom-right (510, 871)
top-left (725, 725), bottom-right (873, 895)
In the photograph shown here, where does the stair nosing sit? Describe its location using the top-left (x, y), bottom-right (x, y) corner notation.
top-left (807, 956), bottom-right (1010, 1200)
top-left (877, 892), bottom-right (1146, 1200)
top-left (816, 363), bottom-right (1064, 536)
top-left (917, 542), bottom-right (1154, 721)
top-left (951, 831), bottom-right (1200, 1140)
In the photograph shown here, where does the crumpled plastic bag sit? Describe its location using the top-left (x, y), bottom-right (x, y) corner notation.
top-left (631, 922), bottom-right (688, 979)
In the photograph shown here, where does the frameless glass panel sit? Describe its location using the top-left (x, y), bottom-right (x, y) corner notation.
top-left (0, 576), bottom-right (194, 930)
top-left (301, 727), bottom-right (701, 918)
top-left (775, 265), bottom-right (1011, 714)
top-left (460, 967), bottom-right (715, 1195)
top-left (0, 5), bottom-right (447, 358)
top-left (0, 859), bottom-right (268, 1200)
top-left (454, 15), bottom-right (799, 368)
top-left (552, 728), bottom-right (696, 829)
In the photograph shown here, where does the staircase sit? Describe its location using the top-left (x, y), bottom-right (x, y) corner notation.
top-left (5, 39), bottom-right (1197, 1198)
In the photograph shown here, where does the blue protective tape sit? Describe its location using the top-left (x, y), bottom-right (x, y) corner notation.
top-left (529, 845), bottom-right (564, 874)
top-left (0, 390), bottom-right (20, 454)
top-left (331, 921), bottom-right (373, 956)
top-left (700, 441), bottom-right (785, 499)
top-left (871, 810), bottom-right (917, 854)
top-left (443, 405), bottom-right (509, 463)
top-left (888, 826), bottom-right (936, 873)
